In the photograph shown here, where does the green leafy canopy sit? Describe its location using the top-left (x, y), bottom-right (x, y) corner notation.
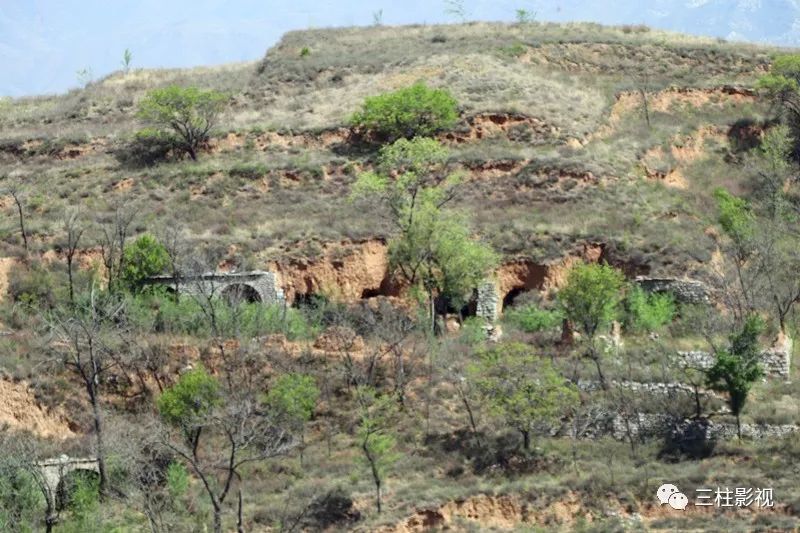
top-left (706, 315), bottom-right (765, 417)
top-left (121, 234), bottom-right (170, 292)
top-left (468, 342), bottom-right (579, 449)
top-left (157, 366), bottom-right (221, 428)
top-left (265, 373), bottom-right (320, 424)
top-left (350, 82), bottom-right (459, 141)
top-left (558, 263), bottom-right (625, 338)
top-left (137, 85), bottom-right (226, 160)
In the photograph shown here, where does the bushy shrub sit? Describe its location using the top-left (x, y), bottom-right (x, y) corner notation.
top-left (115, 128), bottom-right (180, 167)
top-left (0, 466), bottom-right (41, 531)
top-left (127, 292), bottom-right (319, 341)
top-left (504, 304), bottom-right (563, 333)
top-left (350, 82), bottom-right (459, 142)
top-left (229, 162), bottom-right (269, 180)
top-left (120, 234), bottom-right (170, 292)
top-left (459, 316), bottom-right (489, 345)
top-left (304, 487), bottom-right (360, 529)
top-left (7, 261), bottom-right (60, 309)
top-left (623, 285), bottom-right (676, 333)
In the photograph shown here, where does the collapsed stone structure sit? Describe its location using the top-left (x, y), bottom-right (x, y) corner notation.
top-left (676, 335), bottom-right (792, 380)
top-left (558, 411), bottom-right (798, 442)
top-left (475, 274), bottom-right (712, 321)
top-left (634, 276), bottom-right (711, 304)
top-left (144, 271), bottom-right (285, 306)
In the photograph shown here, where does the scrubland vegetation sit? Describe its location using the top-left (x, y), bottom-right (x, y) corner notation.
top-left (2, 19), bottom-right (800, 533)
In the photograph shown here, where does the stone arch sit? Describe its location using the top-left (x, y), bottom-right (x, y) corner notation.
top-left (36, 456), bottom-right (101, 513)
top-left (221, 283), bottom-right (262, 304)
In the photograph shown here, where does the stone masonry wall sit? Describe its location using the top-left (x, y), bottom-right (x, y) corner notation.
top-left (634, 276), bottom-right (711, 304)
top-left (676, 341), bottom-right (792, 380)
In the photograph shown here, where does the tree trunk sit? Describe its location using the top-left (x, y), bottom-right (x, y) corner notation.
top-left (375, 478), bottom-right (382, 514)
top-left (458, 385), bottom-right (481, 445)
top-left (213, 504), bottom-right (222, 533)
top-left (521, 429), bottom-right (530, 452)
top-left (590, 347), bottom-right (607, 390)
top-left (736, 414), bottom-right (742, 441)
top-left (12, 193), bottom-right (28, 254)
top-left (428, 289), bottom-right (436, 336)
top-left (188, 146), bottom-right (198, 161)
top-left (67, 256), bottom-right (75, 306)
top-left (237, 488), bottom-right (244, 533)
top-left (394, 351), bottom-right (406, 406)
top-left (89, 388), bottom-right (108, 499)
top-left (364, 442), bottom-right (383, 513)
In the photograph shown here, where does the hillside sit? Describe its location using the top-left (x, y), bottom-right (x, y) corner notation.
top-left (1, 21), bottom-right (799, 532)
top-left (0, 23), bottom-right (778, 267)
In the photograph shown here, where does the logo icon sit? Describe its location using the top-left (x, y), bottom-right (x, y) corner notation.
top-left (657, 483), bottom-right (688, 510)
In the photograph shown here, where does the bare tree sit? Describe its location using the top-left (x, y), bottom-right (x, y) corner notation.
top-left (625, 57), bottom-right (658, 129)
top-left (1, 177), bottom-right (29, 255)
top-left (158, 223), bottom-right (189, 301)
top-left (98, 205), bottom-right (136, 292)
top-left (63, 210), bottom-right (86, 306)
top-left (157, 344), bottom-right (298, 533)
top-left (102, 414), bottom-right (190, 533)
top-left (45, 288), bottom-right (127, 498)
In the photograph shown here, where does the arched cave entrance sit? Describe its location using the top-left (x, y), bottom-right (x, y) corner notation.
top-left (221, 284), bottom-right (262, 305)
top-left (502, 287), bottom-right (526, 309)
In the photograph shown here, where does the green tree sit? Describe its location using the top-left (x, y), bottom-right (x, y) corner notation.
top-left (352, 138), bottom-right (497, 333)
top-left (137, 85), bottom-right (226, 160)
top-left (350, 83), bottom-right (458, 141)
top-left (121, 48), bottom-right (133, 73)
top-left (468, 342), bottom-right (578, 451)
top-left (0, 464), bottom-right (41, 533)
top-left (623, 285), bottom-right (676, 333)
top-left (515, 8), bottom-right (536, 23)
top-left (266, 373), bottom-right (319, 464)
top-left (714, 187), bottom-right (759, 321)
top-left (706, 315), bottom-right (765, 440)
top-left (757, 54), bottom-right (800, 151)
top-left (158, 361), bottom-right (296, 533)
top-left (121, 234), bottom-right (170, 292)
top-left (157, 365), bottom-right (221, 459)
top-left (714, 181), bottom-right (800, 333)
top-left (355, 387), bottom-right (399, 514)
top-left (265, 373), bottom-right (319, 424)
top-left (752, 125), bottom-right (794, 217)
top-left (558, 263), bottom-right (625, 389)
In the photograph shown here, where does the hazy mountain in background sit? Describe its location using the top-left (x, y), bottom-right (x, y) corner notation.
top-left (530, 0), bottom-right (800, 45)
top-left (1, 0), bottom-right (798, 98)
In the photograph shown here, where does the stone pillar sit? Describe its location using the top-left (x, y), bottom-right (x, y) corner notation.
top-left (762, 333), bottom-right (793, 380)
top-left (475, 280), bottom-right (500, 322)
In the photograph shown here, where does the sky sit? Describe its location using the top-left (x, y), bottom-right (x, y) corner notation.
top-left (2, 0), bottom-right (800, 98)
